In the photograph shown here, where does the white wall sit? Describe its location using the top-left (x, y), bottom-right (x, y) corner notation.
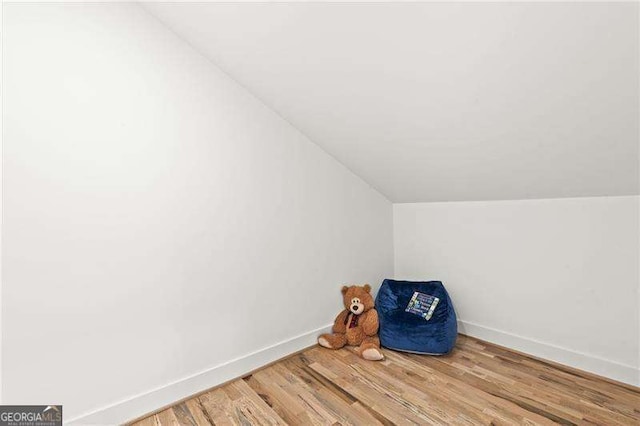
top-left (394, 196), bottom-right (639, 385)
top-left (0, 0), bottom-right (4, 405)
top-left (2, 3), bottom-right (392, 423)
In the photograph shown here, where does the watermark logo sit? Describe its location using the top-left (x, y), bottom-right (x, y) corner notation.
top-left (0, 405), bottom-right (62, 426)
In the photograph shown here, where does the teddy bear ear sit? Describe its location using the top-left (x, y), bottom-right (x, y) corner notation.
top-left (364, 284), bottom-right (371, 293)
top-left (341, 286), bottom-right (349, 295)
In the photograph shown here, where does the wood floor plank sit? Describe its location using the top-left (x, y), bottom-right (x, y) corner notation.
top-left (352, 348), bottom-right (549, 425)
top-left (243, 373), bottom-right (291, 422)
top-left (343, 352), bottom-right (495, 424)
top-left (227, 380), bottom-right (287, 425)
top-left (249, 365), bottom-right (332, 424)
top-left (275, 360), bottom-right (384, 425)
top-left (133, 416), bottom-right (158, 426)
top-left (383, 349), bottom-right (561, 425)
top-left (171, 403), bottom-right (197, 426)
top-left (422, 338), bottom-right (640, 425)
top-left (184, 396), bottom-right (214, 426)
top-left (196, 383), bottom-right (287, 426)
top-left (402, 350), bottom-right (584, 425)
top-left (458, 335), bottom-right (640, 400)
top-left (311, 346), bottom-right (553, 426)
top-left (155, 409), bottom-right (180, 426)
top-left (438, 338), bottom-right (640, 424)
top-left (281, 356), bottom-right (386, 425)
top-left (304, 347), bottom-right (450, 424)
top-left (198, 388), bottom-right (240, 425)
top-left (130, 335), bottom-right (640, 426)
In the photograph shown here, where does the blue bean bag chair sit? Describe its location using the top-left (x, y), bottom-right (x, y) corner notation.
top-left (376, 279), bottom-right (457, 355)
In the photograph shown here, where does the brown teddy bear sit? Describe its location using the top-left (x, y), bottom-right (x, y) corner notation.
top-left (318, 284), bottom-right (384, 361)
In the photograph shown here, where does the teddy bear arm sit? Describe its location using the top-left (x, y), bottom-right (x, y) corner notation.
top-left (332, 309), bottom-right (349, 333)
top-left (362, 309), bottom-right (379, 336)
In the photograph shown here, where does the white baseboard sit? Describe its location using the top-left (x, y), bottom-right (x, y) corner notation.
top-left (458, 319), bottom-right (640, 387)
top-left (67, 323), bottom-right (333, 425)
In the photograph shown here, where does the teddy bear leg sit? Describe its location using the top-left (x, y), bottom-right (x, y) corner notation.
top-left (318, 333), bottom-right (347, 350)
top-left (359, 336), bottom-right (384, 361)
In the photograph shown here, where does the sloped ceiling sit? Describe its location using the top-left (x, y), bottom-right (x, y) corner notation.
top-left (142, 2), bottom-right (639, 202)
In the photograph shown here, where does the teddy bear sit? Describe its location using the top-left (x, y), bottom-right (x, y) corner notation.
top-left (318, 284), bottom-right (384, 361)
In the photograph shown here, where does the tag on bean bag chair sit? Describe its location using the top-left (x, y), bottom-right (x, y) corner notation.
top-left (405, 291), bottom-right (440, 320)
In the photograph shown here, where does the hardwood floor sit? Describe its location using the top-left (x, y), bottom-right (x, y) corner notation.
top-left (130, 335), bottom-right (640, 425)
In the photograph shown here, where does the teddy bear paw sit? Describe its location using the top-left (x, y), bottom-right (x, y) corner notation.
top-left (318, 337), bottom-right (332, 349)
top-left (362, 347), bottom-right (384, 361)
